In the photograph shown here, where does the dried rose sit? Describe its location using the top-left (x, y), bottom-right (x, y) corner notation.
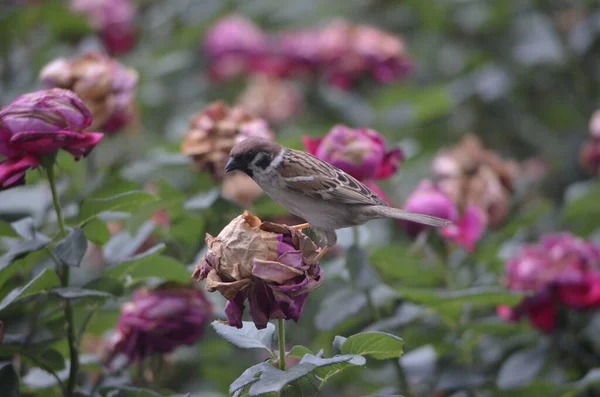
top-left (40, 52), bottom-right (138, 133)
top-left (193, 211), bottom-right (323, 329)
top-left (180, 101), bottom-right (274, 180)
top-left (236, 76), bottom-right (302, 124)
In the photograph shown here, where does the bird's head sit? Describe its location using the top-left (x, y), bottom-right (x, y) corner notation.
top-left (225, 137), bottom-right (283, 178)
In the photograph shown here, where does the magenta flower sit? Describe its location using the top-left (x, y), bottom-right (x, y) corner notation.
top-left (193, 212), bottom-right (323, 329)
top-left (106, 284), bottom-right (213, 365)
top-left (402, 180), bottom-right (485, 251)
top-left (0, 89), bottom-right (103, 190)
top-left (303, 125), bottom-right (403, 182)
top-left (204, 15), bottom-right (268, 81)
top-left (70, 0), bottom-right (137, 54)
top-left (498, 233), bottom-right (600, 332)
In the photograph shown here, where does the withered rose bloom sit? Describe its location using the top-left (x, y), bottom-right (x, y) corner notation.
top-left (316, 19), bottom-right (412, 89)
top-left (221, 172), bottom-right (264, 208)
top-left (180, 101), bottom-right (274, 180)
top-left (433, 135), bottom-right (518, 228)
top-left (236, 76), bottom-right (303, 124)
top-left (580, 109), bottom-right (600, 176)
top-left (40, 52), bottom-right (138, 133)
top-left (106, 283), bottom-right (213, 365)
top-left (0, 89), bottom-right (103, 190)
top-left (193, 211), bottom-right (323, 329)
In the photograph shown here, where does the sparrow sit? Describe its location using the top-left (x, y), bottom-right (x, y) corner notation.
top-left (225, 137), bottom-right (451, 249)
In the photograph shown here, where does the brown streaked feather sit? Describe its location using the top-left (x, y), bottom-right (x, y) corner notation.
top-left (279, 149), bottom-right (388, 206)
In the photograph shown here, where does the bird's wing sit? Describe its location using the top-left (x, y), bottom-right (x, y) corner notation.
top-left (278, 149), bottom-right (388, 206)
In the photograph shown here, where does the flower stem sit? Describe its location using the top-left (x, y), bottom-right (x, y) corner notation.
top-left (393, 359), bottom-right (411, 397)
top-left (45, 162), bottom-right (78, 397)
top-left (277, 319), bottom-right (286, 371)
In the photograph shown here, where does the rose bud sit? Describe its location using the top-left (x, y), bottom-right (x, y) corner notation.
top-left (40, 52), bottom-right (138, 133)
top-left (0, 89), bottom-right (103, 190)
top-left (402, 180), bottom-right (485, 252)
top-left (106, 283), bottom-right (213, 365)
top-left (192, 211), bottom-right (323, 329)
top-left (498, 233), bottom-right (600, 332)
top-left (580, 109), bottom-right (600, 176)
top-left (70, 0), bottom-right (137, 55)
top-left (203, 15), bottom-right (268, 81)
top-left (236, 76), bottom-right (303, 124)
top-left (180, 101), bottom-right (274, 180)
top-left (303, 124), bottom-right (403, 182)
top-left (433, 135), bottom-right (518, 227)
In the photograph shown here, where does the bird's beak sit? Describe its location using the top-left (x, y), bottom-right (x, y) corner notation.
top-left (224, 157), bottom-right (239, 173)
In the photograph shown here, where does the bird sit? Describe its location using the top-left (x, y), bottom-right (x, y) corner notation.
top-left (225, 137), bottom-right (452, 258)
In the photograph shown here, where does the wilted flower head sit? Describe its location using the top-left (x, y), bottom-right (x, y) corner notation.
top-left (236, 76), bottom-right (302, 124)
top-left (403, 180), bottom-right (485, 251)
top-left (40, 52), bottom-right (138, 133)
top-left (0, 89), bottom-right (103, 190)
top-left (180, 101), bottom-right (274, 180)
top-left (303, 125), bottom-right (403, 182)
top-left (204, 15), bottom-right (268, 81)
top-left (193, 211), bottom-right (323, 329)
top-left (316, 19), bottom-right (412, 88)
top-left (433, 135), bottom-right (518, 227)
top-left (106, 283), bottom-right (212, 365)
top-left (580, 109), bottom-right (600, 175)
top-left (498, 233), bottom-right (600, 332)
top-left (70, 0), bottom-right (137, 54)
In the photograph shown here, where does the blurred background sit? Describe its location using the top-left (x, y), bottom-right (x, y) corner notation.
top-left (2, 1), bottom-right (600, 396)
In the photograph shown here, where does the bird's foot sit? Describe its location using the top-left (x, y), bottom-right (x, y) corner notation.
top-left (292, 223), bottom-right (311, 231)
top-left (315, 246), bottom-right (329, 261)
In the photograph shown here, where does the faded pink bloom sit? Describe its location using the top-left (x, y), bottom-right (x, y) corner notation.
top-left (0, 89), bottom-right (103, 189)
top-left (580, 109), bottom-right (600, 176)
top-left (70, 0), bottom-right (137, 54)
top-left (106, 284), bottom-right (213, 365)
top-left (40, 52), bottom-right (138, 133)
top-left (236, 76), bottom-right (303, 124)
top-left (204, 15), bottom-right (268, 81)
top-left (499, 233), bottom-right (600, 332)
top-left (403, 180), bottom-right (485, 251)
top-left (193, 212), bottom-right (323, 329)
top-left (303, 125), bottom-right (403, 182)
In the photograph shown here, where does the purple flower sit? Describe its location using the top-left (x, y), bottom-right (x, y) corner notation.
top-left (499, 233), bottom-right (600, 332)
top-left (0, 89), bottom-right (103, 190)
top-left (70, 0), bottom-right (137, 54)
top-left (106, 283), bottom-right (213, 365)
top-left (40, 52), bottom-right (138, 133)
top-left (204, 15), bottom-right (268, 81)
top-left (193, 211), bottom-right (323, 329)
top-left (303, 125), bottom-right (403, 182)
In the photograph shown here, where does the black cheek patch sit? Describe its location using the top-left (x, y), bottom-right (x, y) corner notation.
top-left (254, 154), bottom-right (272, 170)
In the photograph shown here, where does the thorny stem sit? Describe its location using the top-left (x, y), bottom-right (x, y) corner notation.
top-left (278, 319), bottom-right (286, 371)
top-left (45, 161), bottom-right (79, 397)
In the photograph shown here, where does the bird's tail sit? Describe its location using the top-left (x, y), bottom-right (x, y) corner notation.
top-left (371, 206), bottom-right (452, 228)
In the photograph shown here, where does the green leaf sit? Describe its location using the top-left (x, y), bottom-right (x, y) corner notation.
top-left (99, 386), bottom-right (163, 397)
top-left (82, 276), bottom-right (125, 297)
top-left (396, 286), bottom-right (525, 308)
top-left (0, 362), bottom-right (19, 397)
top-left (298, 354), bottom-right (366, 381)
top-left (78, 191), bottom-right (160, 225)
top-left (54, 228), bottom-right (88, 267)
top-left (50, 287), bottom-right (113, 300)
top-left (341, 332), bottom-right (404, 360)
top-left (562, 181), bottom-right (600, 236)
top-left (212, 321), bottom-right (275, 353)
top-left (288, 346), bottom-right (314, 359)
top-left (497, 347), bottom-right (546, 390)
top-left (564, 368), bottom-right (600, 396)
top-left (82, 218), bottom-right (111, 246)
top-left (0, 220), bottom-right (18, 238)
top-left (370, 245), bottom-right (445, 287)
top-left (0, 237), bottom-right (50, 270)
top-left (104, 244), bottom-right (164, 279)
top-left (36, 349), bottom-right (65, 371)
top-left (0, 268), bottom-right (60, 312)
